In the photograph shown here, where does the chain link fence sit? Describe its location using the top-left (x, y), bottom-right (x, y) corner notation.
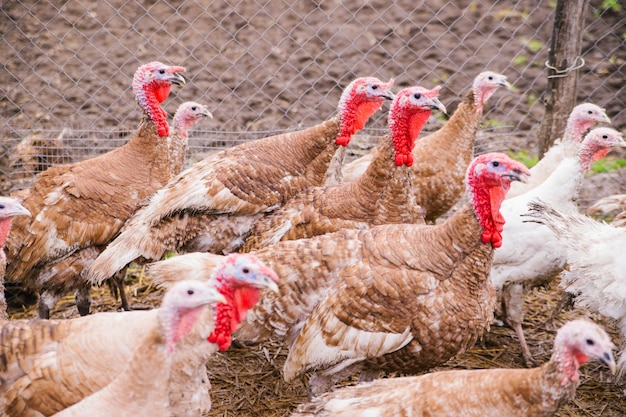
top-left (1, 0), bottom-right (624, 191)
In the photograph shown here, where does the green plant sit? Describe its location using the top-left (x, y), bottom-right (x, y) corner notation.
top-left (520, 38), bottom-right (544, 53)
top-left (508, 149), bottom-right (538, 168)
top-left (590, 156), bottom-right (626, 174)
top-left (513, 55), bottom-right (529, 66)
top-left (594, 0), bottom-right (622, 18)
top-left (483, 118), bottom-right (508, 129)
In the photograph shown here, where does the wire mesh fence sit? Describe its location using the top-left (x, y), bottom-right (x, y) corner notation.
top-left (1, 0), bottom-right (624, 191)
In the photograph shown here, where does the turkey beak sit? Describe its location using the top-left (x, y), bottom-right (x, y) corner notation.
top-left (256, 266), bottom-right (280, 293)
top-left (201, 109), bottom-right (214, 119)
top-left (169, 72), bottom-right (186, 86)
top-left (599, 111), bottom-right (611, 124)
top-left (600, 351), bottom-right (616, 375)
top-left (497, 78), bottom-right (512, 90)
top-left (429, 98), bottom-right (447, 117)
top-left (263, 278), bottom-right (280, 294)
top-left (199, 287), bottom-right (228, 307)
top-left (504, 169), bottom-right (529, 184)
top-left (8, 202), bottom-right (31, 218)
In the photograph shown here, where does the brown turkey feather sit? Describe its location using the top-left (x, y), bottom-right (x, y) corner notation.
top-left (85, 77), bottom-right (394, 284)
top-left (291, 319), bottom-right (615, 417)
top-left (4, 62), bottom-right (186, 318)
top-left (0, 287), bottom-right (221, 417)
top-left (241, 85), bottom-right (446, 252)
top-left (342, 71), bottom-right (510, 222)
top-left (47, 281), bottom-right (224, 417)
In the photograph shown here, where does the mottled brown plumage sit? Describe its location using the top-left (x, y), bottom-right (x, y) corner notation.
top-left (342, 71), bottom-right (510, 223)
top-left (241, 85), bottom-right (445, 252)
top-left (280, 153), bottom-right (530, 396)
top-left (1, 255), bottom-right (276, 417)
top-left (47, 280), bottom-right (224, 417)
top-left (153, 154), bottom-right (529, 400)
top-left (588, 193), bottom-right (626, 227)
top-left (4, 62), bottom-right (186, 318)
top-left (85, 77), bottom-right (394, 285)
top-left (291, 319), bottom-right (615, 417)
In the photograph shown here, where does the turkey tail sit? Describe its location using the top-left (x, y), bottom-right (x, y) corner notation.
top-left (84, 217), bottom-right (165, 285)
top-left (523, 199), bottom-right (598, 246)
top-left (147, 252), bottom-right (225, 289)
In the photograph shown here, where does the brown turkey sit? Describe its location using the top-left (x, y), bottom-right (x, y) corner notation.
top-left (85, 76), bottom-right (394, 285)
top-left (281, 152), bottom-right (530, 396)
top-left (291, 319), bottom-right (615, 417)
top-left (148, 153), bottom-right (530, 398)
top-left (16, 101), bottom-right (212, 318)
top-left (4, 62), bottom-right (186, 318)
top-left (48, 280), bottom-right (225, 417)
top-left (0, 197), bottom-right (31, 320)
top-left (342, 71), bottom-right (510, 222)
top-left (0, 253), bottom-right (278, 417)
top-left (241, 85), bottom-right (446, 252)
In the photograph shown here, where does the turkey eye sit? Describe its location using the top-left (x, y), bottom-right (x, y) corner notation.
top-left (243, 268), bottom-right (250, 274)
top-left (187, 289), bottom-right (195, 295)
top-left (0, 205), bottom-right (4, 209)
top-left (192, 106), bottom-right (197, 110)
top-left (588, 110), bottom-right (593, 114)
top-left (602, 135), bottom-right (608, 139)
top-left (492, 161), bottom-right (500, 167)
top-left (159, 69), bottom-right (166, 74)
top-left (414, 93), bottom-right (421, 100)
top-left (371, 85), bottom-right (378, 90)
top-left (586, 338), bottom-right (595, 346)
top-left (488, 76), bottom-right (494, 80)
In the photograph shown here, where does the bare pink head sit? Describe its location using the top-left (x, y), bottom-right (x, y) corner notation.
top-left (552, 319), bottom-right (615, 386)
top-left (172, 101), bottom-right (213, 138)
top-left (207, 253), bottom-right (279, 351)
top-left (132, 62), bottom-right (186, 137)
top-left (578, 127), bottom-right (625, 172)
top-left (472, 71), bottom-right (510, 112)
top-left (388, 85), bottom-right (446, 166)
top-left (336, 77), bottom-right (395, 146)
top-left (564, 103), bottom-right (611, 143)
top-left (466, 153), bottom-right (530, 248)
top-left (160, 280), bottom-right (226, 353)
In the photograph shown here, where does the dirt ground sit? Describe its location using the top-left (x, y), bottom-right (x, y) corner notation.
top-left (2, 0), bottom-right (626, 415)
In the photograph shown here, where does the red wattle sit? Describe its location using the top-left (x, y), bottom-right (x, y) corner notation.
top-left (335, 136), bottom-right (351, 146)
top-left (158, 125), bottom-right (170, 137)
top-left (154, 85), bottom-right (172, 103)
top-left (575, 352), bottom-right (589, 364)
top-left (591, 148), bottom-right (610, 163)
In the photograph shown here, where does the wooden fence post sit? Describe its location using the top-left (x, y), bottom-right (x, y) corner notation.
top-left (537, 0), bottom-right (590, 157)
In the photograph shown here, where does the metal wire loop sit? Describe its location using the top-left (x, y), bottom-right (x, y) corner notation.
top-left (545, 56), bottom-right (585, 78)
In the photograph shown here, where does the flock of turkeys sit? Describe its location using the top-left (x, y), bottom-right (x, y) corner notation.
top-left (0, 60), bottom-right (623, 416)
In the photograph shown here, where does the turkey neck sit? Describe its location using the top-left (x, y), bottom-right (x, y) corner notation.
top-left (410, 91), bottom-right (483, 222)
top-left (531, 360), bottom-right (578, 413)
top-left (342, 136), bottom-right (423, 224)
top-left (413, 91), bottom-right (480, 163)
